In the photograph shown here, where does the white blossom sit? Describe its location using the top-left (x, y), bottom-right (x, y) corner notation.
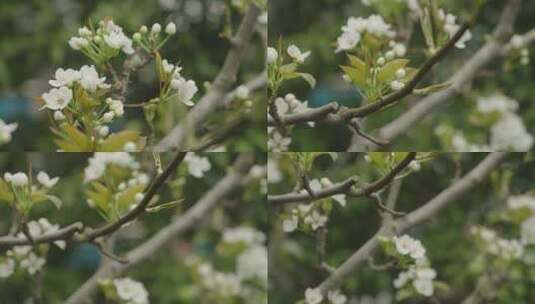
top-left (327, 289), bottom-right (347, 304)
top-left (171, 78), bottom-right (198, 106)
top-left (267, 47), bottom-right (278, 64)
top-left (68, 37), bottom-right (89, 50)
top-left (438, 9), bottom-right (472, 49)
top-left (106, 98), bottom-right (125, 116)
top-left (19, 253), bottom-right (45, 275)
top-left (507, 194), bottom-right (535, 211)
top-left (42, 87), bottom-right (73, 110)
top-left (282, 216), bottom-right (298, 232)
top-left (36, 171), bottom-right (59, 188)
top-left (287, 45), bottom-right (311, 63)
top-left (234, 85), bottom-right (250, 99)
top-left (103, 20), bottom-right (134, 55)
top-left (521, 216), bottom-right (535, 245)
top-left (80, 65), bottom-right (111, 92)
top-left (165, 22), bottom-right (176, 35)
top-left (113, 277), bottom-right (149, 304)
top-left (184, 153), bottom-right (211, 178)
top-left (10, 172), bottom-right (29, 187)
top-left (84, 152), bottom-right (138, 182)
top-left (151, 23), bottom-right (162, 35)
top-left (305, 288), bottom-right (323, 304)
top-left (268, 131), bottom-right (291, 152)
top-left (223, 226), bottom-right (265, 246)
top-left (53, 111), bottom-right (66, 121)
top-left (304, 210), bottom-right (328, 230)
top-left (49, 68), bottom-right (81, 87)
top-left (393, 235), bottom-right (426, 259)
top-left (0, 120), bottom-right (17, 144)
top-left (476, 94), bottom-right (518, 114)
top-left (490, 112), bottom-right (533, 151)
top-left (336, 15), bottom-right (394, 52)
top-left (0, 258), bottom-right (15, 278)
top-left (237, 245), bottom-right (268, 285)
top-left (412, 278), bottom-right (434, 296)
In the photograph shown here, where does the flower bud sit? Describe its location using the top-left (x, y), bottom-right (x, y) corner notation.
top-left (11, 172), bottom-right (28, 187)
top-left (235, 85), bottom-right (250, 99)
top-left (3, 172), bottom-right (13, 182)
top-left (98, 126), bottom-right (109, 137)
top-left (396, 68), bottom-right (406, 79)
top-left (320, 177), bottom-right (333, 188)
top-left (140, 25), bottom-right (148, 34)
top-left (151, 23), bottom-right (161, 35)
top-left (133, 33), bottom-right (142, 41)
top-left (267, 47), bottom-right (278, 64)
top-left (54, 111), bottom-right (66, 121)
top-left (385, 51), bottom-right (395, 60)
top-left (377, 57), bottom-right (385, 66)
top-left (134, 192), bottom-right (144, 203)
top-left (102, 112), bottom-right (115, 123)
top-left (390, 80), bottom-right (405, 91)
top-left (165, 22), bottom-right (176, 35)
top-left (123, 142), bottom-right (136, 152)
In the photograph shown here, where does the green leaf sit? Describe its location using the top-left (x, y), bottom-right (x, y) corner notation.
top-left (98, 131), bottom-right (142, 151)
top-left (116, 184), bottom-right (146, 213)
top-left (413, 82), bottom-right (451, 95)
top-left (347, 54), bottom-right (366, 72)
top-left (279, 63), bottom-right (297, 74)
top-left (45, 194), bottom-right (63, 209)
top-left (0, 179), bottom-right (14, 204)
top-left (298, 73), bottom-right (316, 88)
top-left (377, 59), bottom-right (409, 84)
top-left (341, 65), bottom-right (367, 88)
top-left (58, 124), bottom-right (92, 151)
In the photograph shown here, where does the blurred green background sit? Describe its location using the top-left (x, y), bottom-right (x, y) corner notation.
top-left (0, 0), bottom-right (266, 152)
top-left (268, 0), bottom-right (535, 151)
top-left (268, 152), bottom-right (535, 303)
top-left (0, 152), bottom-right (267, 303)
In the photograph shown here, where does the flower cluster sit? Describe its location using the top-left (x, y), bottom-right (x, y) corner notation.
top-left (0, 171), bottom-right (61, 215)
top-left (393, 261), bottom-right (437, 297)
top-left (113, 277), bottom-right (150, 304)
top-left (0, 119), bottom-right (17, 145)
top-left (470, 226), bottom-right (524, 260)
top-left (304, 288), bottom-right (347, 304)
top-left (267, 93), bottom-right (316, 152)
top-left (84, 153), bottom-right (150, 221)
top-left (0, 218), bottom-right (66, 279)
top-left (69, 20), bottom-right (134, 63)
top-left (100, 277), bottom-right (149, 304)
top-left (436, 94), bottom-right (533, 151)
top-left (184, 226), bottom-right (267, 303)
top-left (506, 194), bottom-right (535, 245)
top-left (437, 9), bottom-right (472, 49)
top-left (336, 14), bottom-right (395, 53)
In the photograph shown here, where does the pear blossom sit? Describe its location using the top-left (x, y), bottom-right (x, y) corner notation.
top-left (36, 171), bottom-right (59, 188)
top-left (336, 15), bottom-right (394, 52)
top-left (68, 37), bottom-right (89, 50)
top-left (0, 258), bottom-right (15, 278)
top-left (304, 210), bottom-right (328, 230)
top-left (438, 9), bottom-right (472, 49)
top-left (151, 23), bottom-right (162, 35)
top-left (19, 253), bottom-right (46, 275)
top-left (42, 87), bottom-right (73, 110)
top-left (267, 47), bottom-right (278, 64)
top-left (237, 245), bottom-right (268, 283)
top-left (282, 216), bottom-right (298, 232)
top-left (9, 172), bottom-right (29, 187)
top-left (171, 78), bottom-right (198, 106)
top-left (184, 153), bottom-right (211, 178)
top-left (507, 194), bottom-right (535, 211)
top-left (268, 131), bottom-right (291, 152)
top-left (113, 277), bottom-right (149, 304)
top-left (287, 45), bottom-right (311, 63)
top-left (328, 290), bottom-right (347, 304)
top-left (521, 216), bottom-right (535, 245)
top-left (84, 152), bottom-right (138, 182)
top-left (53, 111), bottom-right (66, 121)
top-left (106, 98), bottom-right (125, 116)
top-left (102, 112), bottom-right (115, 123)
top-left (223, 227), bottom-right (266, 246)
top-left (79, 65), bottom-right (111, 92)
top-left (49, 68), bottom-right (81, 87)
top-left (0, 120), bottom-right (17, 144)
top-left (413, 278), bottom-right (434, 296)
top-left (305, 288), bottom-right (323, 304)
top-left (390, 80), bottom-right (405, 91)
top-left (102, 20), bottom-right (134, 55)
top-left (165, 22), bottom-right (176, 35)
top-left (477, 94), bottom-right (518, 114)
top-left (490, 112), bottom-right (533, 151)
top-left (393, 235), bottom-right (426, 259)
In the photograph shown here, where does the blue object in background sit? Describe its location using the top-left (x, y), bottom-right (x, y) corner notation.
top-left (67, 244), bottom-right (101, 272)
top-left (0, 93), bottom-right (31, 120)
top-left (308, 84), bottom-right (363, 108)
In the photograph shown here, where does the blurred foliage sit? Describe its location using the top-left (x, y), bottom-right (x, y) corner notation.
top-left (269, 0), bottom-right (535, 151)
top-left (0, 151), bottom-right (266, 303)
top-left (268, 152), bottom-right (535, 303)
top-left (0, 0), bottom-right (265, 151)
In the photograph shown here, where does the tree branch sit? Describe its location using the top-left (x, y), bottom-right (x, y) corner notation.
top-left (316, 152), bottom-right (507, 294)
top-left (155, 5), bottom-right (262, 151)
top-left (64, 154), bottom-right (255, 304)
